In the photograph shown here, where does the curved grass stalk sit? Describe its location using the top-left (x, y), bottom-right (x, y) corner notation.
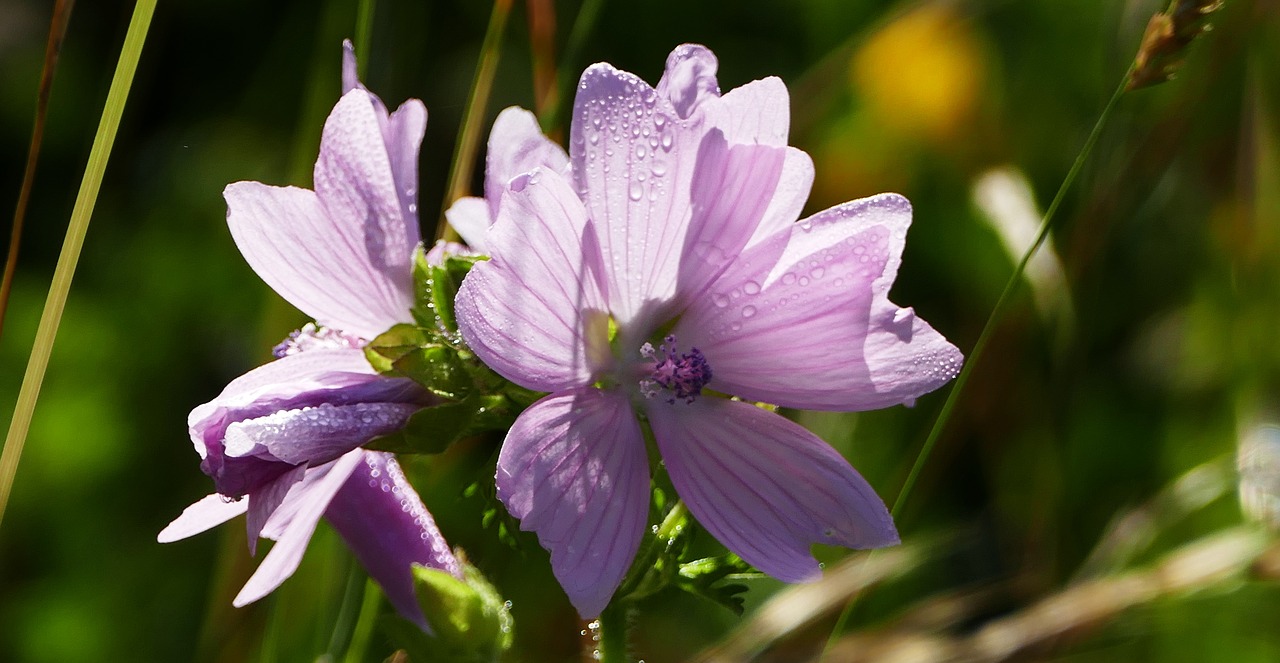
top-left (0, 0), bottom-right (158, 531)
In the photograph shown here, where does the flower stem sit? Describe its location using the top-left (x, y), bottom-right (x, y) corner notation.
top-left (0, 0), bottom-right (74, 342)
top-left (819, 67), bottom-right (1134, 660)
top-left (437, 0), bottom-right (513, 243)
top-left (0, 0), bottom-right (156, 532)
top-left (596, 602), bottom-right (631, 663)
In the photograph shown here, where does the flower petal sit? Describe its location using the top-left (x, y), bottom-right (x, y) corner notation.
top-left (655, 44), bottom-right (720, 119)
top-left (648, 398), bottom-right (898, 582)
top-left (570, 61), bottom-right (706, 329)
top-left (497, 388), bottom-right (649, 617)
top-left (326, 452), bottom-right (461, 629)
top-left (748, 148), bottom-right (814, 249)
top-left (223, 402), bottom-right (420, 466)
top-left (245, 464), bottom-right (307, 554)
top-left (675, 130), bottom-right (785, 306)
top-left (444, 196), bottom-right (493, 252)
top-left (705, 76), bottom-right (789, 146)
top-left (678, 193), bottom-right (962, 410)
top-left (233, 450), bottom-right (363, 607)
top-left (157, 494), bottom-right (248, 543)
top-left (224, 183), bottom-right (409, 340)
top-left (455, 168), bottom-right (611, 392)
top-left (484, 106), bottom-right (570, 220)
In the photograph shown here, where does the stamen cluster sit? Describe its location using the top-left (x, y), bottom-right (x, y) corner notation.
top-left (640, 335), bottom-right (713, 404)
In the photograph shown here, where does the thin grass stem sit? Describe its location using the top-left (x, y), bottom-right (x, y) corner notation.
top-left (0, 0), bottom-right (157, 532)
top-left (354, 0), bottom-right (376, 75)
top-left (437, 0), bottom-right (513, 243)
top-left (539, 0), bottom-right (605, 134)
top-left (0, 0), bottom-right (75, 341)
top-left (341, 580), bottom-right (382, 663)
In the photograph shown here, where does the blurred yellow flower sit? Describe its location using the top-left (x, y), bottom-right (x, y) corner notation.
top-left (851, 5), bottom-right (986, 144)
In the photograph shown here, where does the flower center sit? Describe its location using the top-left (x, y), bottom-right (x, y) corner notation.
top-left (639, 335), bottom-right (712, 404)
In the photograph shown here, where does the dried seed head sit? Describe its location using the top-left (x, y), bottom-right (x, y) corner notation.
top-left (1128, 0), bottom-right (1225, 91)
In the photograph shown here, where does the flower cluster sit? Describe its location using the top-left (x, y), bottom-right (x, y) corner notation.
top-left (164, 40), bottom-right (961, 635)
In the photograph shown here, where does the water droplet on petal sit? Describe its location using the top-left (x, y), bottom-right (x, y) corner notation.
top-left (712, 294), bottom-right (730, 308)
top-left (743, 280), bottom-right (760, 295)
top-left (629, 182), bottom-right (643, 201)
top-left (742, 305), bottom-right (757, 318)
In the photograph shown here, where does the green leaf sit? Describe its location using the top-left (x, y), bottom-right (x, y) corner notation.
top-left (365, 401), bottom-right (478, 455)
top-left (364, 324), bottom-right (432, 374)
top-left (380, 562), bottom-right (513, 663)
top-left (392, 345), bottom-right (474, 400)
top-left (674, 555), bottom-right (757, 615)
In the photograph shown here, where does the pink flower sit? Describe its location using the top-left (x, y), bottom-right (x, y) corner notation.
top-left (454, 45), bottom-right (963, 617)
top-left (160, 42), bottom-right (458, 629)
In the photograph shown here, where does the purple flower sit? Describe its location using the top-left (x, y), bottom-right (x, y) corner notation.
top-left (454, 45), bottom-right (963, 617)
top-left (160, 42), bottom-right (459, 628)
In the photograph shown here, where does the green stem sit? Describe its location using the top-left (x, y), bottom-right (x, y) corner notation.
top-left (341, 580), bottom-right (382, 663)
top-left (819, 68), bottom-right (1133, 660)
top-left (539, 0), bottom-right (606, 133)
top-left (437, 0), bottom-right (513, 243)
top-left (0, 0), bottom-right (157, 531)
top-left (326, 561), bottom-right (365, 660)
top-left (0, 0), bottom-right (74, 341)
top-left (353, 0), bottom-right (376, 75)
top-left (596, 602), bottom-right (630, 663)
top-left (656, 499), bottom-right (688, 539)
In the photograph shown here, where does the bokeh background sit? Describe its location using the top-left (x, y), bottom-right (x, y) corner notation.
top-left (2, 0), bottom-right (1279, 661)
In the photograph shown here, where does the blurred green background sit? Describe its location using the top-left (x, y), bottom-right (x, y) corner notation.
top-left (2, 0), bottom-right (1279, 661)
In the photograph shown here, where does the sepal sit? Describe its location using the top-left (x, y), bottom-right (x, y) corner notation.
top-left (383, 557), bottom-right (513, 663)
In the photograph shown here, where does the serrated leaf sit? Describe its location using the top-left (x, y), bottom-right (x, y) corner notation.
top-left (675, 555), bottom-right (756, 615)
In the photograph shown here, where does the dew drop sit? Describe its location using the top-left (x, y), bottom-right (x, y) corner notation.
top-left (743, 280), bottom-right (761, 295)
top-left (712, 294), bottom-right (730, 308)
top-left (799, 276), bottom-right (810, 286)
top-left (660, 133), bottom-right (673, 150)
top-left (629, 182), bottom-right (644, 201)
top-left (742, 305), bottom-right (757, 318)
top-left (781, 272), bottom-right (797, 285)
top-left (811, 266), bottom-right (825, 279)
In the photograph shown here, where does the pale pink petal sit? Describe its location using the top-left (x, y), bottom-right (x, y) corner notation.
top-left (648, 398), bottom-right (898, 582)
top-left (484, 106), bottom-right (569, 219)
top-left (341, 39), bottom-right (359, 94)
top-left (245, 464), bottom-right (307, 554)
top-left (310, 89), bottom-right (420, 334)
top-left (570, 62), bottom-right (707, 329)
top-left (224, 180), bottom-right (409, 341)
top-left (455, 168), bottom-right (611, 392)
top-left (327, 452), bottom-right (461, 629)
top-left (233, 451), bottom-right (363, 607)
top-left (444, 196), bottom-right (493, 252)
top-left (497, 388), bottom-right (649, 617)
top-left (157, 494), bottom-right (248, 543)
top-left (705, 76), bottom-right (790, 146)
top-left (655, 44), bottom-right (720, 119)
top-left (748, 148), bottom-right (814, 249)
top-left (382, 99), bottom-right (428, 226)
top-left (675, 131), bottom-right (785, 307)
top-left (677, 194), bottom-right (962, 410)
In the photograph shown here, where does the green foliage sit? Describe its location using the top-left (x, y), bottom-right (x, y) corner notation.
top-left (383, 561), bottom-right (513, 663)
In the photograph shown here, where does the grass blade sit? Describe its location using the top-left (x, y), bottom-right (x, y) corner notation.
top-left (0, 0), bottom-right (159, 531)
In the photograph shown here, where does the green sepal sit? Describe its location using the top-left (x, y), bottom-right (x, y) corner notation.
top-left (365, 393), bottom-right (517, 456)
top-left (364, 324), bottom-right (432, 374)
top-left (392, 345), bottom-right (473, 400)
top-left (410, 245), bottom-right (486, 334)
top-left (674, 554), bottom-right (757, 615)
top-left (382, 559), bottom-right (513, 663)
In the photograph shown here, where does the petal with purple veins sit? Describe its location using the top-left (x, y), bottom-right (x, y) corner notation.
top-left (570, 62), bottom-right (706, 328)
top-left (455, 168), bottom-right (611, 392)
top-left (648, 397), bottom-right (898, 583)
top-left (678, 193), bottom-right (962, 411)
top-left (484, 106), bottom-right (570, 220)
top-left (496, 388), bottom-right (650, 618)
